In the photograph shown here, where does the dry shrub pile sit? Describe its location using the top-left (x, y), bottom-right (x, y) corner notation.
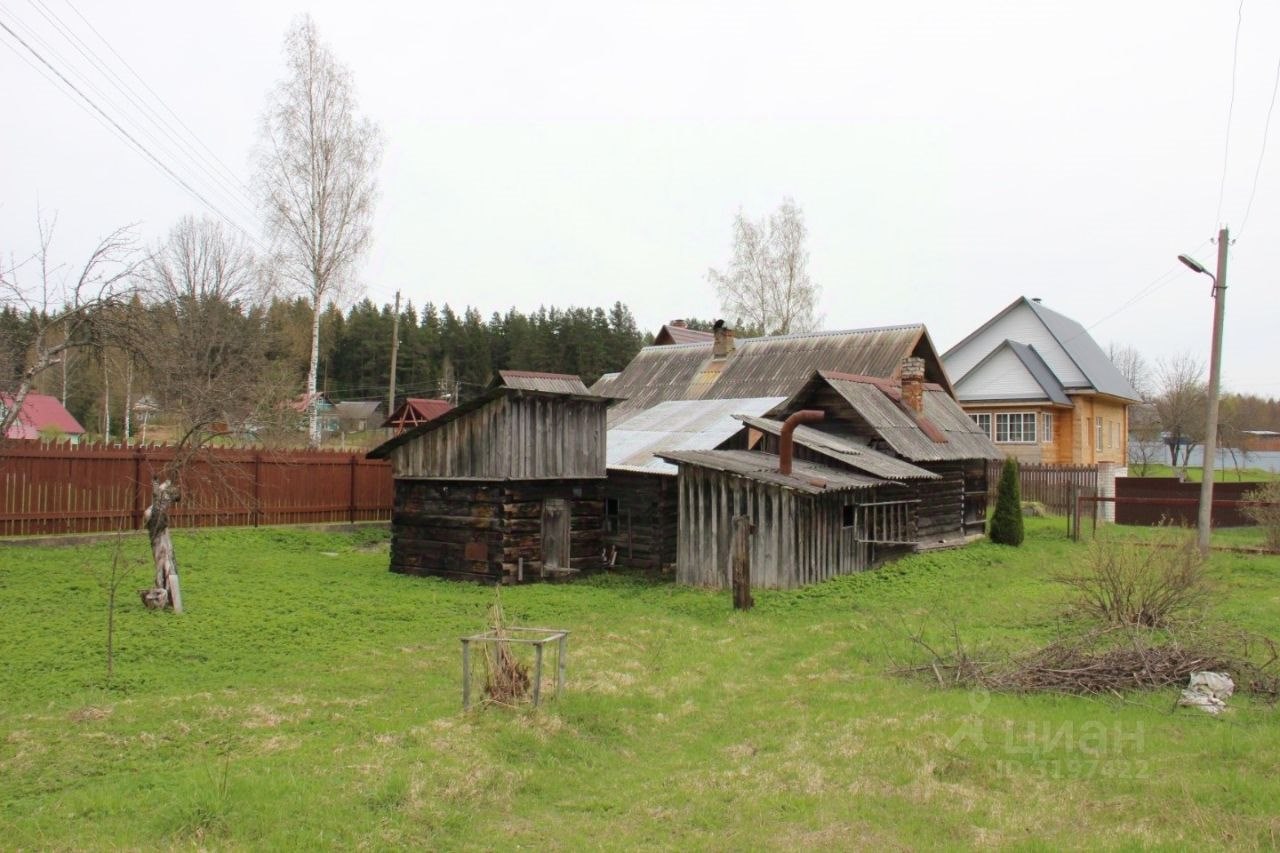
top-left (481, 592), bottom-right (530, 706)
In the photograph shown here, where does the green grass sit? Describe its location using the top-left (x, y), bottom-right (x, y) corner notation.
top-left (2, 520), bottom-right (1279, 849)
top-left (1128, 462), bottom-right (1280, 482)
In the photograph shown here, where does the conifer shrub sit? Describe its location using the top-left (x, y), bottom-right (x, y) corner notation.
top-left (989, 456), bottom-right (1024, 546)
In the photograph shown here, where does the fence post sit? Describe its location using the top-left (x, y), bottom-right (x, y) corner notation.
top-left (132, 446), bottom-right (145, 531)
top-left (349, 454), bottom-right (358, 523)
top-left (253, 452), bottom-right (262, 528)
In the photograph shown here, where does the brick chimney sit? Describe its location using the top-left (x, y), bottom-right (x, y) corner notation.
top-left (669, 319), bottom-right (688, 328)
top-left (900, 357), bottom-right (926, 414)
top-left (712, 320), bottom-right (735, 359)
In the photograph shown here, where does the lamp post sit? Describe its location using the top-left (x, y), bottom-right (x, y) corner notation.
top-left (1177, 227), bottom-right (1228, 554)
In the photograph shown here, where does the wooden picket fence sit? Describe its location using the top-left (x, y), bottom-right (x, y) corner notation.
top-left (986, 461), bottom-right (1099, 515)
top-left (0, 441), bottom-right (392, 536)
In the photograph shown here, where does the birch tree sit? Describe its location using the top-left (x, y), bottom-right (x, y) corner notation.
top-left (707, 198), bottom-right (821, 335)
top-left (0, 214), bottom-right (140, 440)
top-left (255, 15), bottom-right (382, 446)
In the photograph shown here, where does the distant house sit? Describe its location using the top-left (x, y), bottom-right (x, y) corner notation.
top-left (652, 319), bottom-right (715, 347)
top-left (368, 379), bottom-right (612, 583)
top-left (658, 358), bottom-right (1000, 589)
top-left (292, 392), bottom-right (340, 436)
top-left (333, 401), bottom-right (385, 434)
top-left (1, 393), bottom-right (86, 443)
top-left (382, 397), bottom-right (454, 435)
top-left (943, 297), bottom-right (1141, 465)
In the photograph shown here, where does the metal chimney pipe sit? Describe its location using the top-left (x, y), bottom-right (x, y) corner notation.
top-left (779, 410), bottom-right (825, 476)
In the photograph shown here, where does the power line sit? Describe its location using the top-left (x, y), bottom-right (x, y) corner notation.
top-left (0, 13), bottom-right (269, 252)
top-left (1215, 0), bottom-right (1247, 228)
top-left (1238, 46), bottom-right (1280, 236)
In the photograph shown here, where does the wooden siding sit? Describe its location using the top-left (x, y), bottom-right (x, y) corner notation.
top-left (603, 470), bottom-right (678, 568)
top-left (389, 394), bottom-right (607, 480)
top-left (675, 465), bottom-right (872, 590)
top-left (390, 479), bottom-right (604, 582)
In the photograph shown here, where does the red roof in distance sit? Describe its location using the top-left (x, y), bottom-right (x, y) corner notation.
top-left (2, 393), bottom-right (87, 440)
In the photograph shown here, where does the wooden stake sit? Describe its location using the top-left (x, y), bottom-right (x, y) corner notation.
top-left (731, 515), bottom-right (753, 610)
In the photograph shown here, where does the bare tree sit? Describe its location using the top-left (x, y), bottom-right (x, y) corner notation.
top-left (707, 198), bottom-right (821, 335)
top-left (134, 216), bottom-right (293, 611)
top-left (255, 15), bottom-right (382, 447)
top-left (1107, 342), bottom-right (1150, 399)
top-left (0, 213), bottom-right (140, 440)
top-left (1152, 353), bottom-right (1207, 468)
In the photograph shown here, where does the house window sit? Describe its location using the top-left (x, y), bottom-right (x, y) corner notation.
top-left (1096, 417), bottom-right (1104, 452)
top-left (842, 504), bottom-right (856, 528)
top-left (994, 412), bottom-right (1036, 443)
top-left (970, 412), bottom-right (992, 438)
top-left (1042, 413), bottom-right (1053, 444)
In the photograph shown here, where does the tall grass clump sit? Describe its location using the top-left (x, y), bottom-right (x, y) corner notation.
top-left (1242, 481), bottom-right (1280, 552)
top-left (989, 456), bottom-right (1024, 546)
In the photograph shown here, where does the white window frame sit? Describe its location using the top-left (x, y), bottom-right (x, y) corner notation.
top-left (995, 412), bottom-right (1037, 444)
top-left (1042, 412), bottom-right (1053, 444)
top-left (1096, 417), bottom-right (1104, 452)
top-left (970, 412), bottom-right (992, 439)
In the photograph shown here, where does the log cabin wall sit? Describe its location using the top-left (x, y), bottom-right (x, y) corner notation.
top-left (387, 393), bottom-right (607, 480)
top-left (675, 465), bottom-right (872, 590)
top-left (602, 470), bottom-right (678, 568)
top-left (390, 479), bottom-right (604, 583)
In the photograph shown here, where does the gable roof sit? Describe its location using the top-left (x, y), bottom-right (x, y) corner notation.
top-left (773, 370), bottom-right (1001, 462)
top-left (381, 397), bottom-right (454, 430)
top-left (943, 297), bottom-right (1140, 402)
top-left (334, 401), bottom-right (383, 421)
top-left (1, 393), bottom-right (86, 439)
top-left (653, 323), bottom-right (715, 346)
top-left (736, 415), bottom-right (939, 481)
top-left (496, 370), bottom-right (591, 395)
top-left (601, 323), bottom-right (951, 417)
top-left (606, 396), bottom-right (785, 475)
top-left (954, 340), bottom-right (1072, 406)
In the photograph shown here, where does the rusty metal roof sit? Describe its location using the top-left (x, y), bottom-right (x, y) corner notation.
top-left (736, 415), bottom-right (940, 480)
top-left (654, 324), bottom-right (715, 345)
top-left (607, 396), bottom-right (786, 475)
top-left (497, 370), bottom-right (591, 395)
top-left (603, 324), bottom-right (942, 417)
top-left (657, 449), bottom-right (887, 494)
top-left (818, 373), bottom-right (1002, 462)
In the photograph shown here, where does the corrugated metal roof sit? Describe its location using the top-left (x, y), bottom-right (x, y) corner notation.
top-left (736, 415), bottom-right (940, 480)
top-left (655, 324), bottom-right (715, 345)
top-left (1006, 341), bottom-right (1072, 405)
top-left (497, 370), bottom-right (591, 395)
top-left (1023, 299), bottom-right (1141, 400)
top-left (658, 449), bottom-right (887, 494)
top-left (590, 372), bottom-right (620, 396)
top-left (820, 373), bottom-right (1002, 462)
top-left (603, 324), bottom-right (937, 415)
top-left (606, 396), bottom-right (786, 474)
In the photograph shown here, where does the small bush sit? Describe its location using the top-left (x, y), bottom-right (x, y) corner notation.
top-left (1242, 481), bottom-right (1280, 552)
top-left (989, 457), bottom-right (1024, 546)
top-left (1058, 527), bottom-right (1209, 627)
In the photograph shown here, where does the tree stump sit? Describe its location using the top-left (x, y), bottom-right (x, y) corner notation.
top-left (144, 478), bottom-right (183, 613)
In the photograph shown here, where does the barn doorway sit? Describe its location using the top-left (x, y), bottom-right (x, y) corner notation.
top-left (541, 499), bottom-right (571, 571)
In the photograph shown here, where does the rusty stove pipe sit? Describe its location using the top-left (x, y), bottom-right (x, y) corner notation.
top-left (778, 410), bottom-right (825, 476)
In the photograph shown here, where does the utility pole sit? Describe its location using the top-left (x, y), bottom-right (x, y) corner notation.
top-left (1197, 227), bottom-right (1229, 554)
top-left (388, 289), bottom-right (401, 416)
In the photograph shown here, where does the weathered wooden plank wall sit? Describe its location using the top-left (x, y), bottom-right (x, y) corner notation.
top-left (0, 443), bottom-right (391, 536)
top-left (602, 470), bottom-right (678, 568)
top-left (390, 395), bottom-right (607, 480)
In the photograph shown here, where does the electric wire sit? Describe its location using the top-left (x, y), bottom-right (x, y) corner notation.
top-left (1215, 0), bottom-right (1247, 228)
top-left (1237, 46), bottom-right (1280, 236)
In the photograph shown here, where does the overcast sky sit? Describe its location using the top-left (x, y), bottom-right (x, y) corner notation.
top-left (3, 1), bottom-right (1278, 396)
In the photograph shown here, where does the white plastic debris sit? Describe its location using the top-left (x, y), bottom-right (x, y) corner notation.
top-left (1178, 671), bottom-right (1235, 715)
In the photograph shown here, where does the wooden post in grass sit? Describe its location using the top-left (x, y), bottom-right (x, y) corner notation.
top-left (731, 516), bottom-right (753, 610)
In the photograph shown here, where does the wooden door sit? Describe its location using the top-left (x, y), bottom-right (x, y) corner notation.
top-left (541, 498), bottom-right (571, 570)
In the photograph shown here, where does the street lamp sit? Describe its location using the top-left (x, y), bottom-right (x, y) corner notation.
top-left (1176, 229), bottom-right (1228, 554)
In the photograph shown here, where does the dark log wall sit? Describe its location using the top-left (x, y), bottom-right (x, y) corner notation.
top-left (390, 479), bottom-right (604, 583)
top-left (602, 470), bottom-right (678, 568)
top-left (389, 393), bottom-right (607, 480)
top-left (675, 465), bottom-right (871, 589)
top-left (909, 461), bottom-right (968, 543)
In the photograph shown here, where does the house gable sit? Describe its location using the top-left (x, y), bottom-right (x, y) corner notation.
top-left (944, 299), bottom-right (1089, 389)
top-left (954, 340), bottom-right (1072, 405)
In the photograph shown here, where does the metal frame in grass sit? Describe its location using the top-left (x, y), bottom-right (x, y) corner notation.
top-left (460, 627), bottom-right (569, 710)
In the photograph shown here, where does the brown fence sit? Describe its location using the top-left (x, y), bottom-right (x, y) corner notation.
top-left (1115, 477), bottom-right (1263, 527)
top-left (0, 442), bottom-right (393, 536)
top-left (987, 461), bottom-right (1099, 514)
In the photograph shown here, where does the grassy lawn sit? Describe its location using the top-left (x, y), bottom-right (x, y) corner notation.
top-left (2, 521), bottom-right (1278, 849)
top-left (1127, 462), bottom-right (1280, 483)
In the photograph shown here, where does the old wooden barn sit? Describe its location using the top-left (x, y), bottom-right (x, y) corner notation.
top-left (660, 358), bottom-right (1000, 589)
top-left (367, 374), bottom-right (611, 582)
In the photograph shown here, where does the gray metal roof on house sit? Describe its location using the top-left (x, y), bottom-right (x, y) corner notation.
top-left (657, 449), bottom-right (887, 494)
top-left (818, 373), bottom-right (1002, 462)
top-left (607, 396), bottom-right (785, 474)
top-left (590, 372), bottom-right (621, 396)
top-left (497, 370), bottom-right (591, 395)
top-left (333, 401), bottom-right (382, 420)
top-left (958, 340), bottom-right (1072, 405)
top-left (944, 297), bottom-right (1141, 402)
top-left (736, 415), bottom-right (940, 480)
top-left (602, 323), bottom-right (949, 417)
